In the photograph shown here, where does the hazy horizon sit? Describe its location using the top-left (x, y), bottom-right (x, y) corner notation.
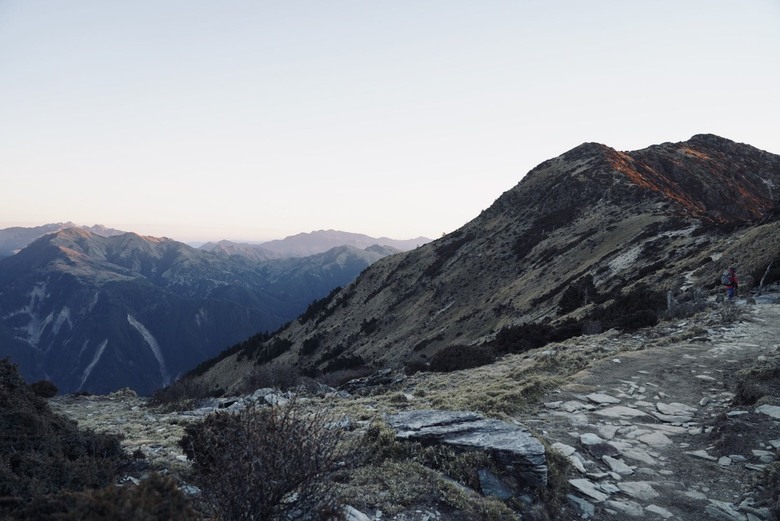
top-left (2, 1), bottom-right (779, 242)
top-left (0, 220), bottom-right (433, 245)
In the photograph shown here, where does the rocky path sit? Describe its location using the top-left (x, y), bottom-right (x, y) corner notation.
top-left (47, 299), bottom-right (780, 520)
top-left (535, 300), bottom-right (780, 520)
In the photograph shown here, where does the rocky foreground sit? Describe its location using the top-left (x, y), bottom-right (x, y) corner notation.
top-left (535, 295), bottom-right (780, 520)
top-left (50, 293), bottom-right (780, 520)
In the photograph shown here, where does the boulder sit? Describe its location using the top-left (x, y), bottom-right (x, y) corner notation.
top-left (387, 410), bottom-right (547, 487)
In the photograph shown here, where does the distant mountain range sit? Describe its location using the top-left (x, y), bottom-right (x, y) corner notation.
top-left (189, 134), bottom-right (780, 393)
top-left (200, 230), bottom-right (429, 260)
top-left (0, 222), bottom-right (125, 258)
top-left (0, 227), bottom-right (427, 394)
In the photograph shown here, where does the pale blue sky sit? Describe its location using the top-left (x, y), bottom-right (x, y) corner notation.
top-left (1, 1), bottom-right (779, 242)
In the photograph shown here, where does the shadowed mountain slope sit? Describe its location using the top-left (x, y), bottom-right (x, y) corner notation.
top-left (0, 229), bottom-right (396, 394)
top-left (192, 135), bottom-right (780, 392)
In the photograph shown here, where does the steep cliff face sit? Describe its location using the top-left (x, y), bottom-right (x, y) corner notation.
top-left (193, 135), bottom-right (780, 392)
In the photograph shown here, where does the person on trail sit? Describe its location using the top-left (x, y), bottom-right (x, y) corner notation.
top-left (723, 267), bottom-right (739, 302)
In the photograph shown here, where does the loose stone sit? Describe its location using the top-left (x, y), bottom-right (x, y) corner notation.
top-left (595, 406), bottom-right (650, 419)
top-left (617, 481), bottom-right (660, 500)
top-left (605, 499), bottom-right (645, 517)
top-left (567, 494), bottom-right (596, 517)
top-left (598, 424), bottom-right (620, 440)
top-left (637, 431), bottom-right (673, 448)
top-left (551, 442), bottom-right (576, 457)
top-left (686, 449), bottom-right (718, 461)
top-left (603, 455), bottom-right (634, 475)
top-left (580, 433), bottom-right (605, 446)
top-left (586, 393), bottom-right (621, 405)
top-left (755, 405), bottom-right (780, 420)
top-left (646, 504), bottom-right (674, 519)
top-left (569, 478), bottom-right (609, 502)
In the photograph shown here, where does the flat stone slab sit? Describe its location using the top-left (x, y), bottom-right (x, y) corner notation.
top-left (580, 433), bottom-right (605, 446)
top-left (620, 447), bottom-right (659, 466)
top-left (606, 499), bottom-right (644, 517)
top-left (569, 478), bottom-right (609, 502)
top-left (603, 455), bottom-right (634, 475)
top-left (638, 431), bottom-right (673, 447)
top-left (586, 393), bottom-right (621, 405)
top-left (387, 410), bottom-right (547, 486)
top-left (686, 449), bottom-right (718, 461)
top-left (618, 481), bottom-right (660, 500)
top-left (652, 412), bottom-right (693, 424)
top-left (657, 402), bottom-right (697, 416)
top-left (598, 424), bottom-right (620, 440)
top-left (567, 494), bottom-right (596, 517)
top-left (551, 442), bottom-right (576, 457)
top-left (646, 504), bottom-right (674, 519)
top-left (594, 406), bottom-right (650, 419)
top-left (756, 405), bottom-right (780, 420)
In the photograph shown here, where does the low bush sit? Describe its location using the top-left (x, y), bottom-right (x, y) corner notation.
top-left (238, 363), bottom-right (300, 393)
top-left (317, 366), bottom-right (374, 388)
top-left (558, 275), bottom-right (604, 314)
top-left (148, 376), bottom-right (216, 411)
top-left (301, 334), bottom-right (323, 356)
top-left (73, 473), bottom-right (198, 520)
top-left (29, 379), bottom-right (58, 398)
top-left (754, 462), bottom-right (780, 519)
top-left (586, 285), bottom-right (665, 332)
top-left (179, 400), bottom-right (350, 520)
top-left (429, 344), bottom-right (495, 373)
top-left (490, 323), bottom-right (554, 354)
top-left (0, 359), bottom-right (127, 518)
top-left (322, 355), bottom-right (366, 374)
top-left (403, 359), bottom-right (429, 375)
top-left (13, 474), bottom-right (199, 521)
top-left (733, 354), bottom-right (780, 406)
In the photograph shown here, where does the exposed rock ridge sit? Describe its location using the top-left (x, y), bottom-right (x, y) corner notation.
top-left (387, 410), bottom-right (548, 487)
top-left (192, 135), bottom-right (780, 394)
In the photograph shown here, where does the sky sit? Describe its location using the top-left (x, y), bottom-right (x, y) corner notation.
top-left (1, 1), bottom-right (779, 243)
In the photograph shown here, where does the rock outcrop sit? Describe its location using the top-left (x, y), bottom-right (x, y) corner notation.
top-left (387, 409), bottom-right (547, 488)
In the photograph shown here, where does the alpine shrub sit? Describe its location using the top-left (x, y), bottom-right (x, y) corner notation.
top-left (0, 359), bottom-right (127, 517)
top-left (13, 474), bottom-right (200, 521)
top-left (586, 285), bottom-right (665, 332)
top-left (148, 376), bottom-right (215, 411)
top-left (428, 344), bottom-right (495, 373)
top-left (179, 400), bottom-right (349, 520)
top-left (29, 380), bottom-right (58, 398)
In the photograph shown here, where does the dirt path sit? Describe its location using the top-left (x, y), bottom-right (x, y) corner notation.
top-left (535, 300), bottom-right (780, 520)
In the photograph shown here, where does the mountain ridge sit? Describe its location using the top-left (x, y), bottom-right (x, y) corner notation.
top-left (200, 229), bottom-right (430, 260)
top-left (0, 229), bottom-right (405, 394)
top-left (190, 134), bottom-right (780, 393)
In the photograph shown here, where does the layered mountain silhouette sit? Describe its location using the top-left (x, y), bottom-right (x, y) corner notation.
top-left (192, 134), bottom-right (780, 392)
top-left (0, 228), bottom-right (412, 394)
top-left (200, 230), bottom-right (430, 260)
top-left (0, 222), bottom-right (125, 258)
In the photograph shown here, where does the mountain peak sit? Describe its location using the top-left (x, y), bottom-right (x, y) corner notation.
top-left (187, 135), bottom-right (780, 395)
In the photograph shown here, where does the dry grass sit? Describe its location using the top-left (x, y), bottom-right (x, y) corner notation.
top-left (334, 461), bottom-right (520, 520)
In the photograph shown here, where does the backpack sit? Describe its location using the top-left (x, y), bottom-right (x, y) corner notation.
top-left (720, 271), bottom-right (731, 285)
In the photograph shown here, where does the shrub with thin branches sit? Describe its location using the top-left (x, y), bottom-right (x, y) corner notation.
top-left (148, 376), bottom-right (217, 411)
top-left (179, 399), bottom-right (350, 520)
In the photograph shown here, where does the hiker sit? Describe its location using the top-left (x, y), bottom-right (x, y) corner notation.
top-left (722, 267), bottom-right (739, 302)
